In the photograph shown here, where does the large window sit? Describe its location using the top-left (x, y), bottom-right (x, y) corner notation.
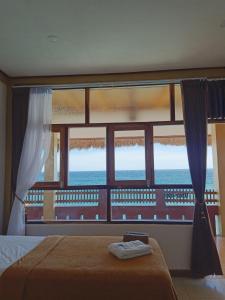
top-left (25, 84), bottom-right (218, 227)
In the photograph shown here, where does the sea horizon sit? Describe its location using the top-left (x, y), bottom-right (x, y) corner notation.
top-left (65, 169), bottom-right (214, 189)
top-left (39, 169), bottom-right (214, 189)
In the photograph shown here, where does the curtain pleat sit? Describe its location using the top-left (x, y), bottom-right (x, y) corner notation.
top-left (8, 88), bottom-right (52, 235)
top-left (208, 80), bottom-right (225, 119)
top-left (11, 88), bottom-right (30, 209)
top-left (181, 79), bottom-right (222, 277)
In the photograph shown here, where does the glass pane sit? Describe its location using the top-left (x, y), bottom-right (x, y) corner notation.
top-left (153, 125), bottom-right (191, 184)
top-left (207, 125), bottom-right (221, 235)
top-left (68, 127), bottom-right (106, 185)
top-left (25, 190), bottom-right (44, 221)
top-left (90, 85), bottom-right (170, 123)
top-left (207, 125), bottom-right (214, 189)
top-left (25, 189), bottom-right (107, 221)
top-left (110, 188), bottom-right (198, 221)
top-left (153, 124), bottom-right (214, 188)
top-left (111, 188), bottom-right (156, 221)
top-left (52, 89), bottom-right (85, 124)
top-left (175, 84), bottom-right (183, 121)
top-left (114, 130), bottom-right (145, 181)
top-left (37, 132), bottom-right (60, 182)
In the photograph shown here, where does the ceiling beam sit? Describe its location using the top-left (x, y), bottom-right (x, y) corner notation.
top-left (9, 67), bottom-right (225, 87)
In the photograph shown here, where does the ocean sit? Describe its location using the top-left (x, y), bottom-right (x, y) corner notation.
top-left (66, 169), bottom-right (214, 189)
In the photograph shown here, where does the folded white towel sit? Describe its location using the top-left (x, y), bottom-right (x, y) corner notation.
top-left (108, 240), bottom-right (153, 260)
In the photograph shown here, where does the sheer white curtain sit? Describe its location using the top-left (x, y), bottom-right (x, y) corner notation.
top-left (7, 88), bottom-right (52, 235)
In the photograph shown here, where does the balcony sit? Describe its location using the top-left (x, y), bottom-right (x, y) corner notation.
top-left (25, 188), bottom-right (219, 234)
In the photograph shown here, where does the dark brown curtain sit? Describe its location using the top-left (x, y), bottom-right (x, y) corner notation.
top-left (181, 80), bottom-right (222, 277)
top-left (208, 80), bottom-right (225, 119)
top-left (11, 88), bottom-right (30, 209)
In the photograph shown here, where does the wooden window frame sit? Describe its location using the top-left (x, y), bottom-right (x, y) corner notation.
top-left (26, 83), bottom-right (222, 223)
top-left (67, 126), bottom-right (107, 189)
top-left (32, 126), bottom-right (64, 189)
top-left (107, 124), bottom-right (154, 187)
top-left (32, 83), bottom-right (220, 191)
top-left (32, 83), bottom-right (189, 190)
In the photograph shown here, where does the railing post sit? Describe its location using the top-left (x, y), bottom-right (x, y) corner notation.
top-left (43, 134), bottom-right (57, 220)
top-left (98, 189), bottom-right (107, 220)
top-left (43, 190), bottom-right (56, 220)
top-left (155, 189), bottom-right (166, 219)
top-left (205, 189), bottom-right (218, 236)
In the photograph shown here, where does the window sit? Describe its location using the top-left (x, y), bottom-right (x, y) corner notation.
top-left (52, 89), bottom-right (85, 124)
top-left (110, 188), bottom-right (156, 221)
top-left (206, 125), bottom-right (214, 190)
top-left (114, 129), bottom-right (146, 181)
top-left (153, 125), bottom-right (191, 185)
top-left (26, 84), bottom-right (218, 227)
top-left (68, 127), bottom-right (107, 186)
top-left (25, 189), bottom-right (107, 222)
top-left (34, 129), bottom-right (62, 188)
top-left (174, 84), bottom-right (183, 121)
top-left (90, 85), bottom-right (170, 123)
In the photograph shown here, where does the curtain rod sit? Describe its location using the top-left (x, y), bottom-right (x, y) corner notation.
top-left (12, 79), bottom-right (179, 89)
top-left (10, 66), bottom-right (225, 88)
top-left (11, 77), bottom-right (225, 90)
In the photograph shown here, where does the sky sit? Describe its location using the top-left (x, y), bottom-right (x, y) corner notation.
top-left (68, 144), bottom-right (213, 171)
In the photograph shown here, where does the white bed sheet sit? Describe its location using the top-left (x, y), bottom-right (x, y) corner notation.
top-left (0, 235), bottom-right (44, 275)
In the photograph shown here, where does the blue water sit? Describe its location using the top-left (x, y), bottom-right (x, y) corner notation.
top-left (38, 169), bottom-right (214, 188)
top-left (66, 169), bottom-right (214, 189)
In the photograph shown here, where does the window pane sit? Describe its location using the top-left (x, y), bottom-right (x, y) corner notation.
top-left (153, 125), bottom-right (215, 188)
top-left (90, 85), bottom-right (170, 123)
top-left (25, 187), bottom-right (217, 223)
top-left (153, 125), bottom-right (191, 184)
top-left (25, 190), bottom-right (44, 221)
top-left (68, 127), bottom-right (106, 185)
top-left (175, 84), bottom-right (183, 121)
top-left (25, 189), bottom-right (107, 221)
top-left (111, 188), bottom-right (156, 221)
top-left (37, 132), bottom-right (60, 182)
top-left (114, 130), bottom-right (145, 181)
top-left (110, 188), bottom-right (198, 221)
top-left (207, 125), bottom-right (214, 189)
top-left (52, 89), bottom-right (85, 124)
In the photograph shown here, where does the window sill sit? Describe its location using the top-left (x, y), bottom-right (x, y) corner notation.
top-left (26, 220), bottom-right (193, 225)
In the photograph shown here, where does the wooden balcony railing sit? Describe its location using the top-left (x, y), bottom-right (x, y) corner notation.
top-left (25, 188), bottom-right (219, 234)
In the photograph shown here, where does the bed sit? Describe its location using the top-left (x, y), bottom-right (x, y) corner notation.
top-left (0, 235), bottom-right (177, 300)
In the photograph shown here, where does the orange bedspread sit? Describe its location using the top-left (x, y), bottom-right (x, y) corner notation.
top-left (0, 236), bottom-right (177, 300)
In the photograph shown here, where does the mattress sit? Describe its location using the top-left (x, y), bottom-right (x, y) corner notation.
top-left (0, 235), bottom-right (178, 300)
top-left (0, 235), bottom-right (44, 275)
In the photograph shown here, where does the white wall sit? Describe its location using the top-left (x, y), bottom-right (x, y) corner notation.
top-left (27, 223), bottom-right (192, 271)
top-left (0, 80), bottom-right (6, 233)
